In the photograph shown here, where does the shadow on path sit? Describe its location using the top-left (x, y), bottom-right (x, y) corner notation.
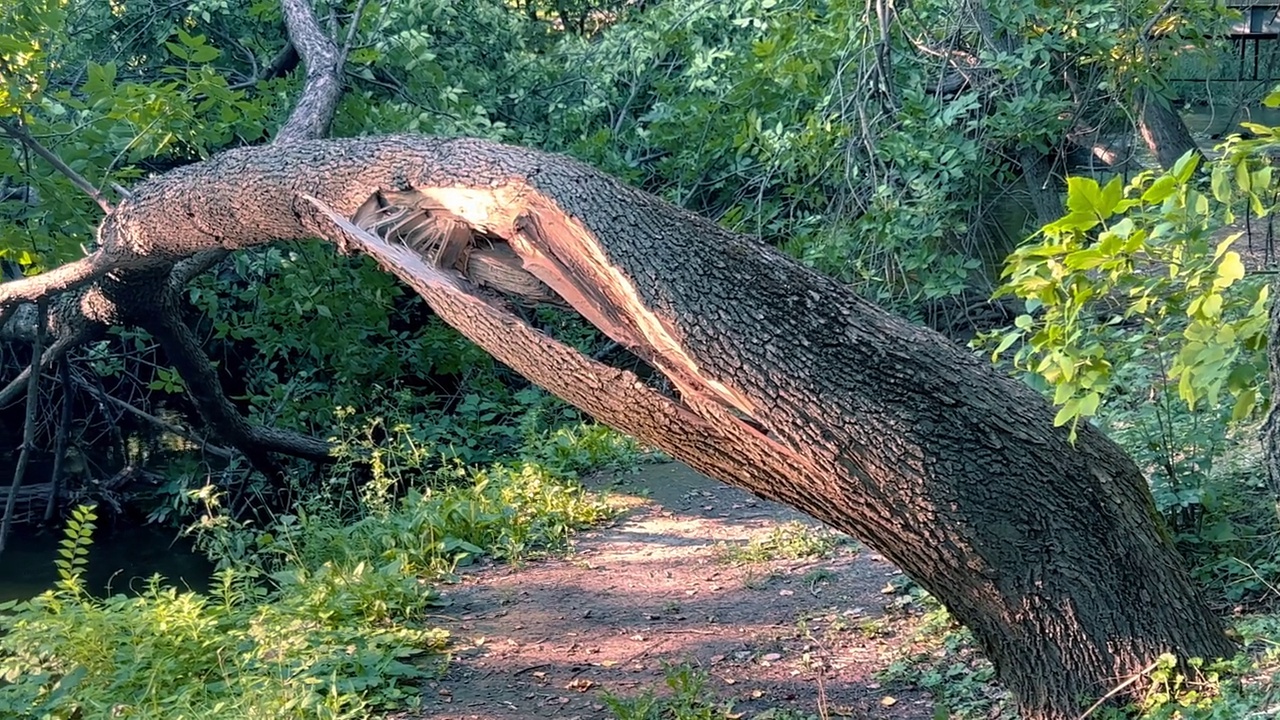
top-left (409, 462), bottom-right (938, 720)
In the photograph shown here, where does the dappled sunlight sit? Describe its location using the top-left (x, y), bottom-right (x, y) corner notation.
top-left (412, 463), bottom-right (934, 720)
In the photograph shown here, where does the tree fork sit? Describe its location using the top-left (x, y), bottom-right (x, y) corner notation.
top-left (0, 0), bottom-right (351, 478)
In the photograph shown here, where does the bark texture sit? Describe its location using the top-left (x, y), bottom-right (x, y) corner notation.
top-left (58, 134), bottom-right (1234, 719)
top-left (1264, 276), bottom-right (1280, 500)
top-left (1135, 86), bottom-right (1202, 170)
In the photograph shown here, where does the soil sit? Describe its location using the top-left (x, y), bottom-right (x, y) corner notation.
top-left (407, 462), bottom-right (942, 720)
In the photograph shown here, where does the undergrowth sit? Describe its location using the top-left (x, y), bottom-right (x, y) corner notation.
top-left (715, 521), bottom-right (849, 565)
top-left (879, 578), bottom-right (1280, 719)
top-left (605, 663), bottom-right (819, 720)
top-left (0, 415), bottom-right (634, 719)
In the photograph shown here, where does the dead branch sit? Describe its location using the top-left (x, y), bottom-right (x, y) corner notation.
top-left (0, 119), bottom-right (114, 213)
top-left (0, 330), bottom-right (92, 407)
top-left (70, 372), bottom-right (234, 461)
top-left (1, 298), bottom-right (46, 554)
top-left (44, 360), bottom-right (73, 521)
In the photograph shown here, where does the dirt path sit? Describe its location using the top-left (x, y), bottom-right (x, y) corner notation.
top-left (411, 462), bottom-right (938, 720)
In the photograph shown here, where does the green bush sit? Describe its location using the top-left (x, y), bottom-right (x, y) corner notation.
top-left (0, 428), bottom-right (621, 720)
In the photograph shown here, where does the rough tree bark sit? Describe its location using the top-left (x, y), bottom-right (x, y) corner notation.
top-left (1135, 86), bottom-right (1202, 170)
top-left (2, 134), bottom-right (1231, 719)
top-left (0, 0), bottom-right (347, 486)
top-left (1264, 276), bottom-right (1280, 501)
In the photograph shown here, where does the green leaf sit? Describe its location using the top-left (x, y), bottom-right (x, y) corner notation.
top-left (991, 332), bottom-right (1019, 359)
top-left (1066, 177), bottom-right (1105, 217)
top-left (1214, 252), bottom-right (1245, 289)
top-left (1098, 175), bottom-right (1123, 216)
top-left (1236, 161), bottom-right (1252, 193)
top-left (1172, 151), bottom-right (1200, 183)
top-left (1053, 398), bottom-right (1079, 427)
top-left (1214, 233), bottom-right (1241, 261)
top-left (1142, 175), bottom-right (1178, 203)
top-left (1077, 392), bottom-right (1100, 418)
top-left (1211, 164), bottom-right (1231, 203)
top-left (1047, 211), bottom-right (1101, 233)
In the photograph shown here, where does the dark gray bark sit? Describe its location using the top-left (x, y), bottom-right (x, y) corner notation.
top-left (29, 134), bottom-right (1231, 719)
top-left (1135, 86), bottom-right (1202, 170)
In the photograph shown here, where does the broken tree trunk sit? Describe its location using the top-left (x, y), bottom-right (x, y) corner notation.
top-left (27, 135), bottom-right (1232, 719)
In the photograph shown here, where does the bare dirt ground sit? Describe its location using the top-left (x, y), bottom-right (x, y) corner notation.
top-left (410, 462), bottom-right (940, 720)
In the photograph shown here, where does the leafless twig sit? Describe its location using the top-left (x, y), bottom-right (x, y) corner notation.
top-left (1, 297), bottom-right (47, 555)
top-left (0, 120), bottom-right (114, 213)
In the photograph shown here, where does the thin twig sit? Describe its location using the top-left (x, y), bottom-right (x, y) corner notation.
top-left (44, 359), bottom-right (73, 522)
top-left (1076, 658), bottom-right (1161, 720)
top-left (71, 374), bottom-right (235, 460)
top-left (0, 120), bottom-right (113, 213)
top-left (341, 0), bottom-right (370, 56)
top-left (0, 297), bottom-right (47, 556)
top-left (1140, 0), bottom-right (1178, 42)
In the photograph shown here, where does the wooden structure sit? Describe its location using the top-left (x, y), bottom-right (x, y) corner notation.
top-left (1228, 1), bottom-right (1280, 79)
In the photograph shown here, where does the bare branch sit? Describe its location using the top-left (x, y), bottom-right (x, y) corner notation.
top-left (43, 360), bottom-right (73, 521)
top-left (0, 331), bottom-right (85, 407)
top-left (1140, 0), bottom-right (1178, 41)
top-left (1, 297), bottom-right (46, 555)
top-left (0, 119), bottom-right (114, 213)
top-left (342, 0), bottom-right (371, 56)
top-left (0, 252), bottom-right (113, 311)
top-left (71, 372), bottom-right (235, 461)
top-left (276, 0), bottom-right (345, 144)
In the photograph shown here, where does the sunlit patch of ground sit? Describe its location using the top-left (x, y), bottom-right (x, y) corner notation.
top-left (404, 462), bottom-right (940, 720)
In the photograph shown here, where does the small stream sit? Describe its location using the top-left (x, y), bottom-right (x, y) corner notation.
top-left (0, 524), bottom-right (215, 603)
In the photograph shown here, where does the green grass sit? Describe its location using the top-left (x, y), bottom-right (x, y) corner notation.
top-left (605, 663), bottom-right (819, 720)
top-left (0, 420), bottom-right (625, 720)
top-left (715, 521), bottom-right (849, 565)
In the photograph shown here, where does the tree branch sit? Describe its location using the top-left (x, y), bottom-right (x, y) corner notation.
top-left (70, 372), bottom-right (235, 461)
top-left (1, 298), bottom-right (46, 554)
top-left (0, 331), bottom-right (85, 407)
top-left (43, 360), bottom-right (74, 521)
top-left (276, 0), bottom-right (345, 144)
top-left (0, 120), bottom-right (114, 213)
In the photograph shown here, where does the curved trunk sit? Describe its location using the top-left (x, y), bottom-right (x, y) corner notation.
top-left (88, 136), bottom-right (1233, 719)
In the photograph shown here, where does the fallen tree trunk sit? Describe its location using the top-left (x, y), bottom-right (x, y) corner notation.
top-left (7, 135), bottom-right (1234, 718)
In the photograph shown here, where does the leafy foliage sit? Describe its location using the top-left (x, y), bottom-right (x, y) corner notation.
top-left (0, 418), bottom-right (623, 719)
top-left (715, 521), bottom-right (848, 565)
top-left (605, 663), bottom-right (741, 720)
top-left (986, 102), bottom-right (1280, 606)
top-left (993, 156), bottom-right (1269, 434)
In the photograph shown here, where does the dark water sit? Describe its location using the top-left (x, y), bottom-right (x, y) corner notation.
top-left (1183, 104), bottom-right (1280, 138)
top-left (0, 525), bottom-right (215, 602)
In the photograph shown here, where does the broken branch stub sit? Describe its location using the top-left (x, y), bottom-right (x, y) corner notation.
top-left (288, 135), bottom-right (1231, 718)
